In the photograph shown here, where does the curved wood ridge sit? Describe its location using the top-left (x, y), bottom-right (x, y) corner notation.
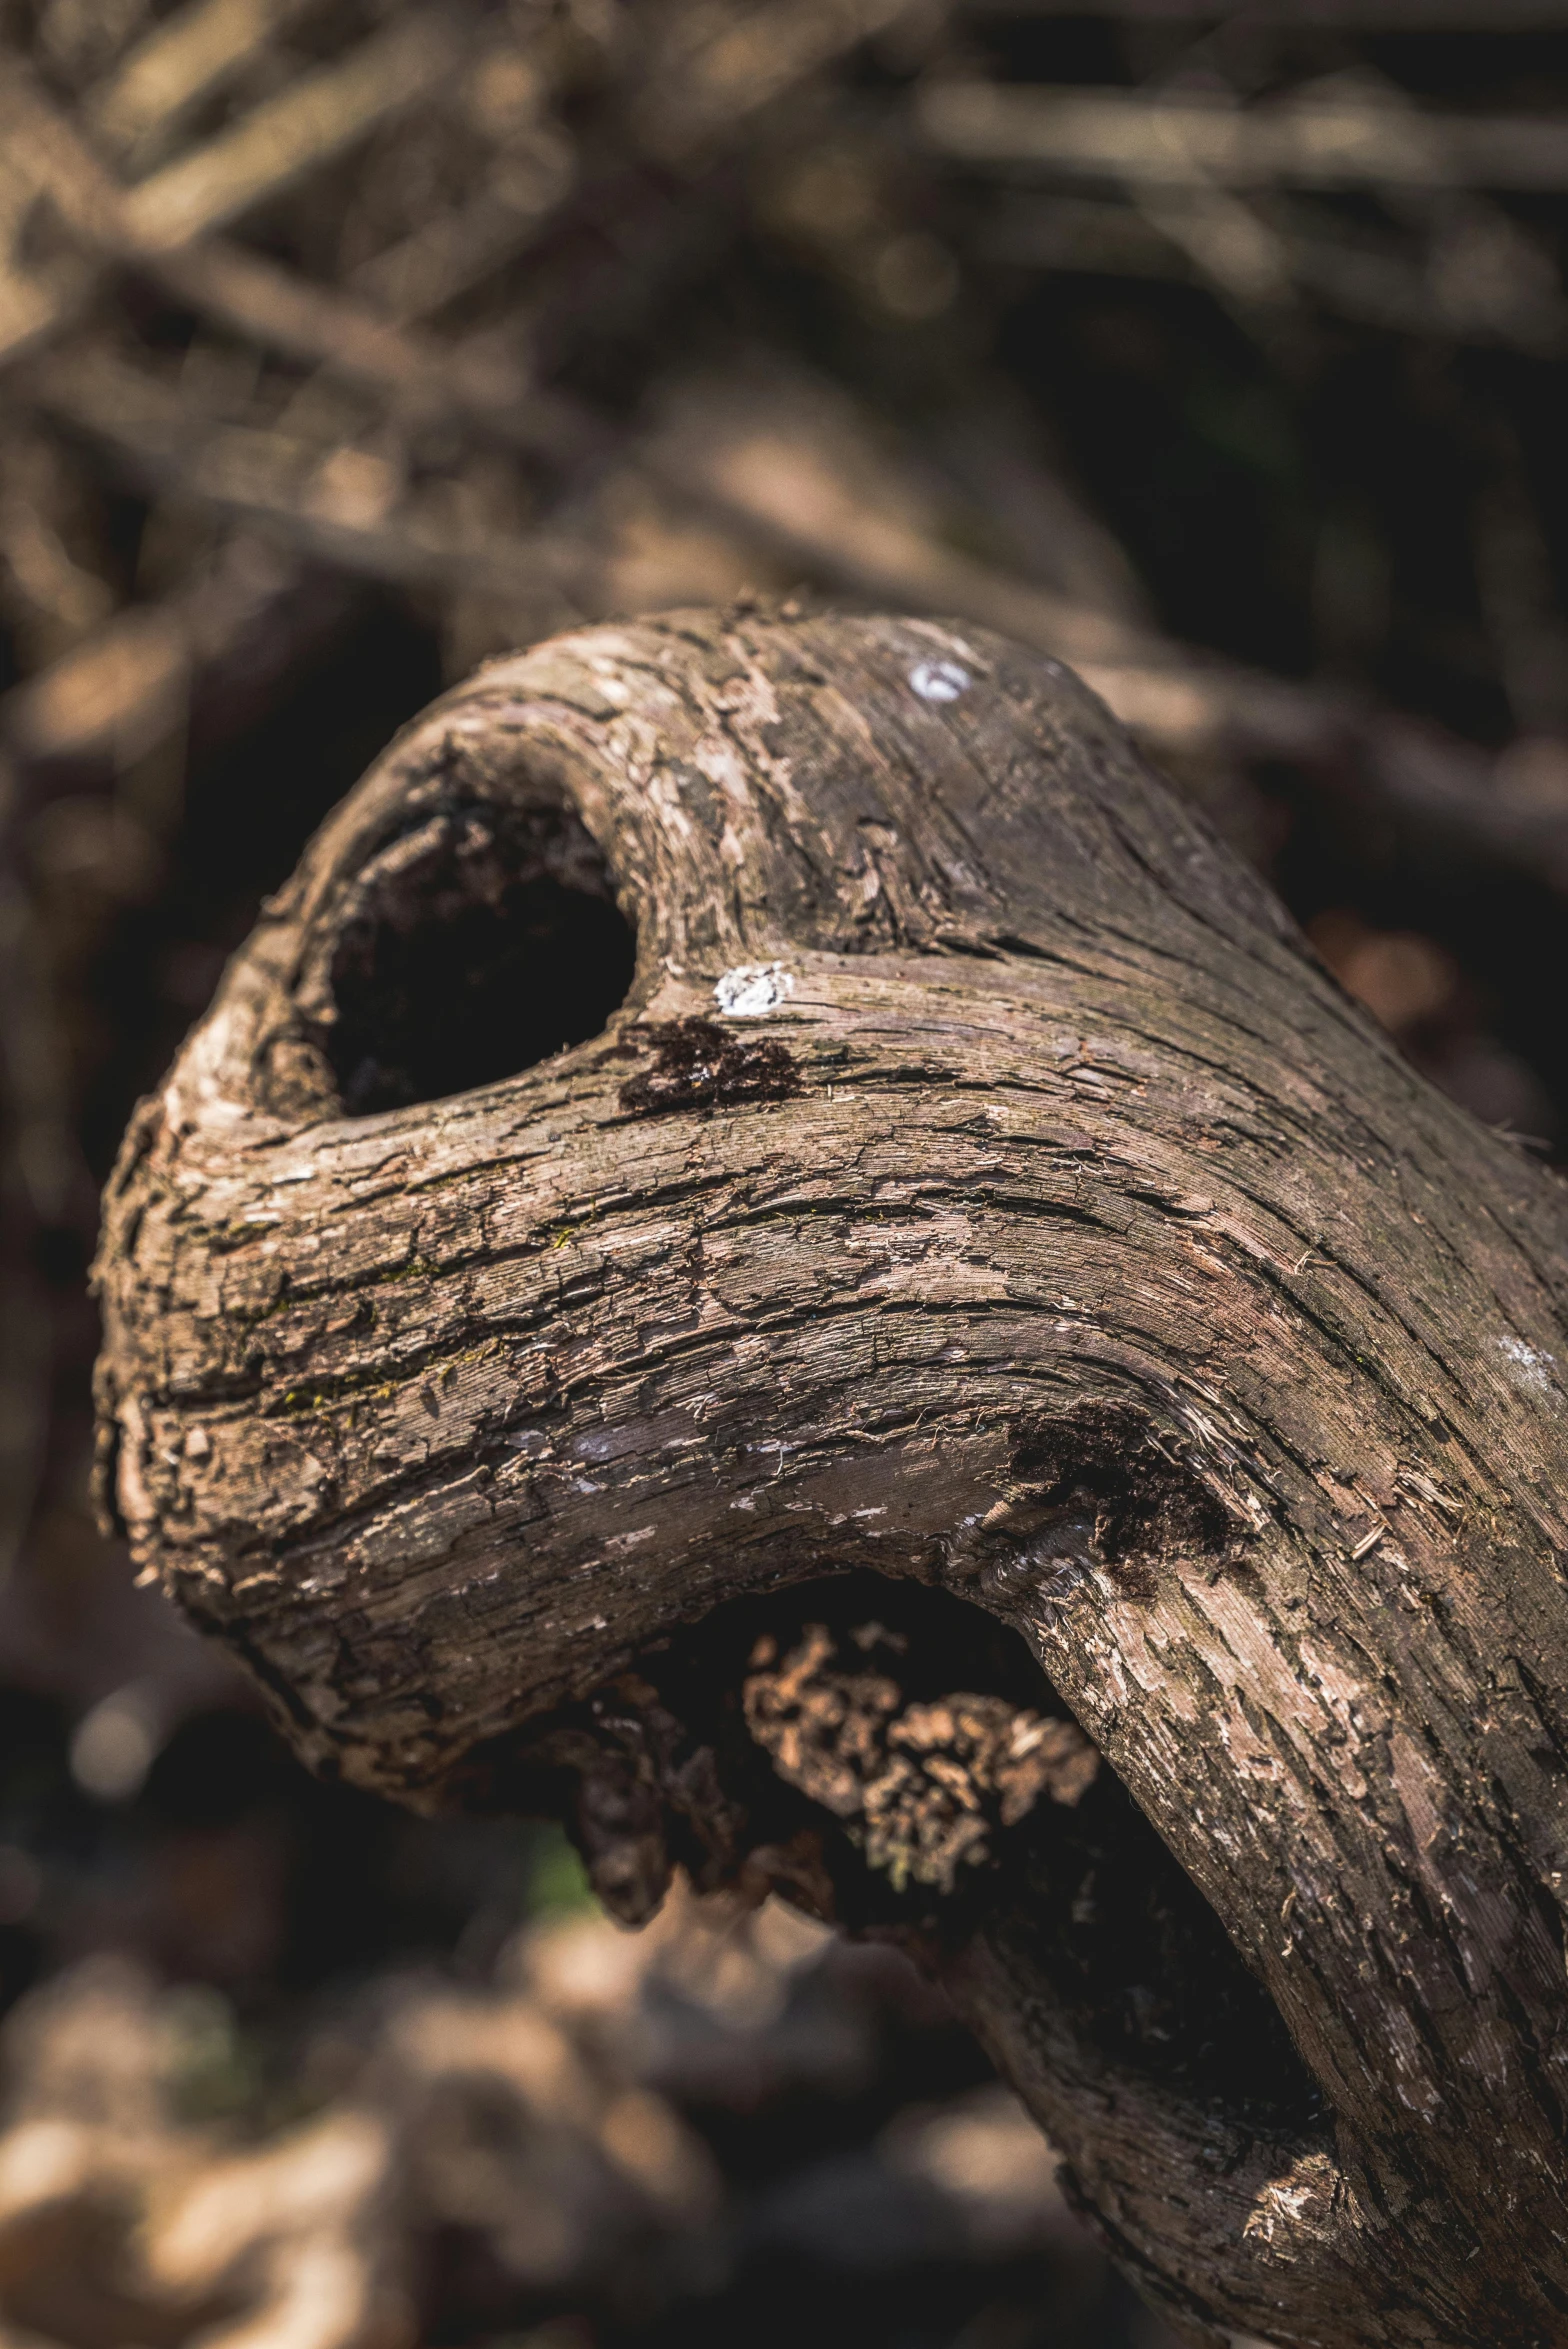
top-left (94, 609), bottom-right (1568, 2345)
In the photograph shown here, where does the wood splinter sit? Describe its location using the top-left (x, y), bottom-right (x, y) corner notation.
top-left (93, 607), bottom-right (1568, 2346)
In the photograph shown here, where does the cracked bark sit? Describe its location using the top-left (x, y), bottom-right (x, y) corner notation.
top-left (93, 607), bottom-right (1568, 2346)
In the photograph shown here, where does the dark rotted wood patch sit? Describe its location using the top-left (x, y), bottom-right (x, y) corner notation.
top-left (619, 1017), bottom-right (800, 1116)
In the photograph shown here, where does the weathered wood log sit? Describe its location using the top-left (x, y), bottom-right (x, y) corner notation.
top-left (93, 607), bottom-right (1568, 2346)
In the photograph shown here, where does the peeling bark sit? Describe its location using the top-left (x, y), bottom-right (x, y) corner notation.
top-left (94, 608), bottom-right (1568, 2345)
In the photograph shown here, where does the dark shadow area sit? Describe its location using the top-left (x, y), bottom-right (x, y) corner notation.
top-left (326, 801), bottom-right (637, 1115)
top-left (73, 594), bottom-right (446, 1175)
top-left (496, 1572), bottom-right (1324, 2143)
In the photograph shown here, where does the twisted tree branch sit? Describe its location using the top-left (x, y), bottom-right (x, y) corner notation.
top-left (94, 609), bottom-right (1568, 2345)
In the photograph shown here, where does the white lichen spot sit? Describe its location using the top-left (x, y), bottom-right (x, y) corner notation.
top-left (1497, 1333), bottom-right (1557, 1398)
top-left (714, 963), bottom-right (795, 1017)
top-left (908, 658), bottom-right (971, 703)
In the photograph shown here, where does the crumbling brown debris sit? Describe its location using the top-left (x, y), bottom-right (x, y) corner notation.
top-left (743, 1625), bottom-right (1100, 1896)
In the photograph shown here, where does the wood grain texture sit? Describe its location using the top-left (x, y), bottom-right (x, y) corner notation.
top-left (94, 608), bottom-right (1568, 2344)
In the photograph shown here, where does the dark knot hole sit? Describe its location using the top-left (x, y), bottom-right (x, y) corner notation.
top-left (324, 798), bottom-right (637, 1115)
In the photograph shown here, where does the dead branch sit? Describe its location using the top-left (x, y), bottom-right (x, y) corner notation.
top-left (93, 608), bottom-right (1568, 2344)
top-left (121, 11), bottom-right (463, 251)
top-left (921, 81), bottom-right (1568, 192)
top-left (0, 529), bottom-right (356, 772)
top-left (86, 0), bottom-right (324, 171)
